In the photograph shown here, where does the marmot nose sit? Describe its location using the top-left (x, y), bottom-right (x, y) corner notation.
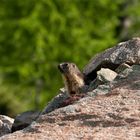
top-left (62, 63), bottom-right (68, 68)
top-left (58, 63), bottom-right (68, 72)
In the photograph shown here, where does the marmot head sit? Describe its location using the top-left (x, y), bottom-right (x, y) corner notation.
top-left (58, 62), bottom-right (81, 76)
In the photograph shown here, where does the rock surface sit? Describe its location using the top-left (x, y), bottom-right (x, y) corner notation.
top-left (97, 68), bottom-right (117, 82)
top-left (11, 111), bottom-right (41, 132)
top-left (42, 68), bottom-right (117, 114)
top-left (0, 38), bottom-right (140, 140)
top-left (41, 88), bottom-right (68, 114)
top-left (83, 37), bottom-right (140, 83)
top-left (0, 115), bottom-right (14, 137)
top-left (0, 65), bottom-right (140, 140)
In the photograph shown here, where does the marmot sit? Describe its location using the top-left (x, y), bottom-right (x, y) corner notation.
top-left (58, 62), bottom-right (85, 96)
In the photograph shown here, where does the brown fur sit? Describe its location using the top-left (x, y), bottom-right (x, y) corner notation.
top-left (58, 62), bottom-right (85, 96)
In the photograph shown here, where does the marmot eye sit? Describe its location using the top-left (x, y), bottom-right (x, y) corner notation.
top-left (72, 64), bottom-right (75, 67)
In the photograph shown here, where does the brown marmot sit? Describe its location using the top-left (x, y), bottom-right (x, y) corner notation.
top-left (58, 62), bottom-right (85, 96)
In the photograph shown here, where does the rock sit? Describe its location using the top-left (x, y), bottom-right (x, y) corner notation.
top-left (42, 38), bottom-right (140, 115)
top-left (88, 68), bottom-right (117, 91)
top-left (11, 111), bottom-right (41, 132)
top-left (43, 68), bottom-right (117, 115)
top-left (0, 64), bottom-right (140, 140)
top-left (0, 115), bottom-right (14, 137)
top-left (42, 89), bottom-right (69, 114)
top-left (89, 68), bottom-right (117, 90)
top-left (115, 63), bottom-right (130, 73)
top-left (83, 37), bottom-right (140, 83)
top-left (1, 38), bottom-right (140, 140)
top-left (97, 68), bottom-right (117, 82)
top-left (88, 64), bottom-right (140, 97)
top-left (88, 84), bottom-right (111, 97)
top-left (112, 65), bottom-right (140, 90)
